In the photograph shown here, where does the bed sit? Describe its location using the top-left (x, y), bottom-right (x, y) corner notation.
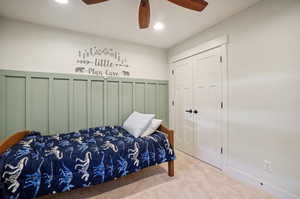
top-left (0, 125), bottom-right (175, 199)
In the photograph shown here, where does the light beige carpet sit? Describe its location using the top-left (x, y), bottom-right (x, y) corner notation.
top-left (40, 150), bottom-right (274, 199)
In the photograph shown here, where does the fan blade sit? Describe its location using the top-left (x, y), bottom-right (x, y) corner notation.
top-left (82, 0), bottom-right (109, 5)
top-left (139, 0), bottom-right (150, 29)
top-left (167, 0), bottom-right (208, 12)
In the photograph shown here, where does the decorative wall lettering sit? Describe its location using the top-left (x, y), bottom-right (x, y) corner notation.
top-left (75, 47), bottom-right (131, 77)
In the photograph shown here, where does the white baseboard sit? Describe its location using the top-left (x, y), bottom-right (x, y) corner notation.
top-left (224, 166), bottom-right (299, 199)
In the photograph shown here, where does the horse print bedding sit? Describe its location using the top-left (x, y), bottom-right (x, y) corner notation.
top-left (0, 126), bottom-right (175, 199)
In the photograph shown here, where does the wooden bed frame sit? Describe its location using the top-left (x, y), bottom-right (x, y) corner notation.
top-left (0, 125), bottom-right (175, 177)
top-left (0, 130), bottom-right (31, 154)
top-left (158, 125), bottom-right (175, 177)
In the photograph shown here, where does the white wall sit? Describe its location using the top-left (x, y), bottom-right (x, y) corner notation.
top-left (169, 0), bottom-right (300, 198)
top-left (0, 17), bottom-right (168, 80)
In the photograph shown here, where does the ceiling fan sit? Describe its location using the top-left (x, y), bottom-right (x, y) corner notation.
top-left (81, 0), bottom-right (208, 29)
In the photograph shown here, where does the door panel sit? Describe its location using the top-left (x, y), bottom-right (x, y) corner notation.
top-left (183, 87), bottom-right (194, 154)
top-left (175, 87), bottom-right (184, 150)
top-left (193, 48), bottom-right (223, 169)
top-left (174, 60), bottom-right (194, 154)
top-left (172, 47), bottom-right (223, 169)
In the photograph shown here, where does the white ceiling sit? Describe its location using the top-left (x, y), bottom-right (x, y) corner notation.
top-left (0, 0), bottom-right (261, 48)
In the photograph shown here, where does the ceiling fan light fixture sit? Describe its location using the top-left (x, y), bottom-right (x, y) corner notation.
top-left (153, 22), bottom-right (164, 31)
top-left (54, 0), bottom-right (69, 5)
top-left (80, 0), bottom-right (208, 29)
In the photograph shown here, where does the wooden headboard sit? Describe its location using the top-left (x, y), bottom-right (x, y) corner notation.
top-left (0, 130), bottom-right (31, 154)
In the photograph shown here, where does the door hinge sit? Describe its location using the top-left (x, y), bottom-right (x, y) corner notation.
top-left (220, 56), bottom-right (223, 63)
top-left (171, 70), bottom-right (174, 75)
top-left (221, 101), bottom-right (224, 109)
top-left (172, 100), bottom-right (175, 106)
top-left (221, 147), bottom-right (223, 154)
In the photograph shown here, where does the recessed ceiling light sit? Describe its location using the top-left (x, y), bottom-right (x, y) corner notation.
top-left (54, 0), bottom-right (69, 4)
top-left (153, 22), bottom-right (164, 31)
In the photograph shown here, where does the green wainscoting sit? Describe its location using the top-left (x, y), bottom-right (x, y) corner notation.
top-left (0, 70), bottom-right (169, 140)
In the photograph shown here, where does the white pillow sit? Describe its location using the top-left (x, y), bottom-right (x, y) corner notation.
top-left (123, 112), bottom-right (155, 138)
top-left (141, 119), bottom-right (162, 137)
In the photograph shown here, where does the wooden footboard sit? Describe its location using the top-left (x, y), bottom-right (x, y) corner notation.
top-left (158, 125), bottom-right (175, 177)
top-left (0, 130), bottom-right (31, 154)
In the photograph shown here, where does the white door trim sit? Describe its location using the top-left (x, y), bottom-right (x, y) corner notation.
top-left (168, 35), bottom-right (228, 64)
top-left (169, 36), bottom-right (229, 170)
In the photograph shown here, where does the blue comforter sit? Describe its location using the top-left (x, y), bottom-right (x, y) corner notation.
top-left (0, 126), bottom-right (175, 199)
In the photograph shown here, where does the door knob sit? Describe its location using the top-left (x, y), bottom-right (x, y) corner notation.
top-left (193, 110), bottom-right (198, 114)
top-left (185, 109), bottom-right (193, 113)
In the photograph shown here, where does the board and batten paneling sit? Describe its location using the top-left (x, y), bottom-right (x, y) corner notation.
top-left (5, 77), bottom-right (26, 137)
top-left (91, 80), bottom-right (105, 127)
top-left (53, 78), bottom-right (69, 134)
top-left (29, 77), bottom-right (49, 134)
top-left (0, 70), bottom-right (169, 140)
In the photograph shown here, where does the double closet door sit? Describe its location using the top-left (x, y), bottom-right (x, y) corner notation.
top-left (173, 47), bottom-right (223, 169)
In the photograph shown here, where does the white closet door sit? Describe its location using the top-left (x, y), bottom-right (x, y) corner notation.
top-left (174, 59), bottom-right (194, 154)
top-left (193, 47), bottom-right (223, 169)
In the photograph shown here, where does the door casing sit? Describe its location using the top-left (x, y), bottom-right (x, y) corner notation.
top-left (169, 36), bottom-right (228, 170)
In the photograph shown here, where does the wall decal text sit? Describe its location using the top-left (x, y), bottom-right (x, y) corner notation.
top-left (75, 47), bottom-right (131, 77)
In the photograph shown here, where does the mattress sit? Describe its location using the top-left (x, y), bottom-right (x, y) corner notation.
top-left (0, 126), bottom-right (175, 199)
